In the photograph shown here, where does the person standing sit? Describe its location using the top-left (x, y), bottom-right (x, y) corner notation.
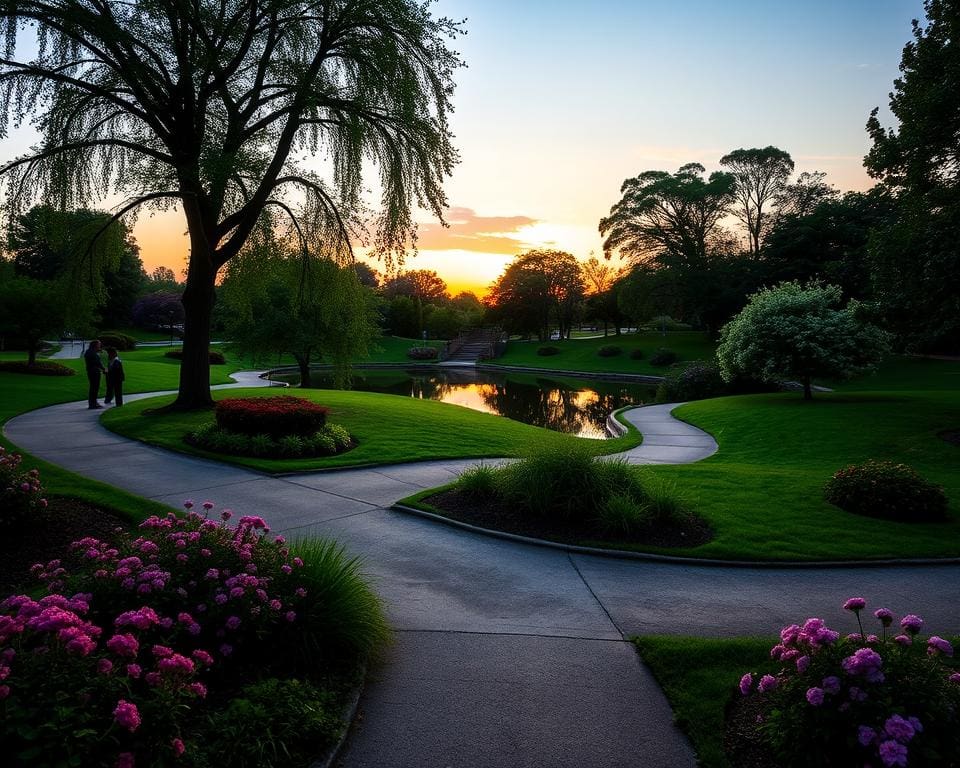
top-left (104, 346), bottom-right (125, 407)
top-left (83, 339), bottom-right (107, 409)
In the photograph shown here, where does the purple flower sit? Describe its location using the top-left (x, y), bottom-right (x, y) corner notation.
top-left (884, 714), bottom-right (916, 743)
top-left (927, 636), bottom-right (953, 657)
top-left (900, 614), bottom-right (923, 635)
top-left (796, 655), bottom-right (810, 673)
top-left (950, 672), bottom-right (960, 684)
top-left (858, 725), bottom-right (877, 747)
top-left (805, 687), bottom-right (824, 706)
top-left (758, 674), bottom-right (778, 693)
top-left (893, 634), bottom-right (912, 647)
top-left (878, 739), bottom-right (909, 767)
top-left (874, 608), bottom-right (893, 627)
top-left (821, 676), bottom-right (841, 695)
top-left (739, 673), bottom-right (753, 695)
top-left (113, 699), bottom-right (141, 732)
top-left (842, 647), bottom-right (884, 683)
top-left (843, 597), bottom-right (866, 612)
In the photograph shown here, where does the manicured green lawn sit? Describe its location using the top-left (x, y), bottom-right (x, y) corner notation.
top-left (489, 331), bottom-right (715, 376)
top-left (100, 388), bottom-right (642, 472)
top-left (632, 636), bottom-right (775, 768)
top-left (233, 335), bottom-right (446, 370)
top-left (640, 356), bottom-right (960, 561)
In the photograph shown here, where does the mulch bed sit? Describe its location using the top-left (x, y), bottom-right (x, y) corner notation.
top-left (723, 694), bottom-right (776, 768)
top-left (0, 498), bottom-right (130, 595)
top-left (422, 488), bottom-right (713, 550)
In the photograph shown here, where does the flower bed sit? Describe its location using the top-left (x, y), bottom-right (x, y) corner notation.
top-left (737, 597), bottom-right (960, 766)
top-left (0, 447), bottom-right (47, 528)
top-left (0, 491), bottom-right (388, 768)
top-left (215, 396), bottom-right (328, 438)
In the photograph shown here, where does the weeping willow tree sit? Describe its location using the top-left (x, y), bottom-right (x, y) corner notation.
top-left (219, 224), bottom-right (379, 388)
top-left (0, 0), bottom-right (462, 407)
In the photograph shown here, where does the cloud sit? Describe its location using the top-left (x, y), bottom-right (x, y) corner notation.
top-left (414, 206), bottom-right (538, 254)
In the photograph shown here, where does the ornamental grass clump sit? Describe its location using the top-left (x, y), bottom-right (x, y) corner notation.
top-left (738, 597), bottom-right (960, 767)
top-left (0, 447), bottom-right (47, 528)
top-left (824, 460), bottom-right (949, 523)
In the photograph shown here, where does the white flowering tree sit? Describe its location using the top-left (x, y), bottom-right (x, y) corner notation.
top-left (716, 281), bottom-right (889, 400)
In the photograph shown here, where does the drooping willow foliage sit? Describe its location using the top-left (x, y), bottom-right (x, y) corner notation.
top-left (0, 0), bottom-right (462, 404)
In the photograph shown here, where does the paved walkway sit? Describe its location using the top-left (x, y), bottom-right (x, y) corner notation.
top-left (4, 379), bottom-right (960, 768)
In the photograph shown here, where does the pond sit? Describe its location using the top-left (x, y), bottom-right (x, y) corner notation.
top-left (268, 368), bottom-right (658, 439)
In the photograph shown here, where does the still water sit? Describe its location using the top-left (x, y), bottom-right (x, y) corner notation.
top-left (269, 368), bottom-right (658, 439)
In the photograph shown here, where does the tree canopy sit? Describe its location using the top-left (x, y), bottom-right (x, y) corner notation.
top-left (599, 163), bottom-right (735, 266)
top-left (716, 281), bottom-right (889, 400)
top-left (720, 147), bottom-right (795, 257)
top-left (0, 0), bottom-right (462, 407)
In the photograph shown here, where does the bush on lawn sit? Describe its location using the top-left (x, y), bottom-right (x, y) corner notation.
top-left (215, 396), bottom-right (328, 439)
top-left (0, 447), bottom-right (47, 528)
top-left (190, 422), bottom-right (352, 459)
top-left (597, 345), bottom-right (622, 358)
top-left (0, 501), bottom-right (387, 768)
top-left (164, 348), bottom-right (226, 364)
top-left (738, 597), bottom-right (960, 768)
top-left (824, 460), bottom-right (949, 523)
top-left (655, 361), bottom-right (777, 403)
top-left (629, 348), bottom-right (645, 360)
top-left (406, 346), bottom-right (438, 360)
top-left (650, 348), bottom-right (678, 367)
top-left (536, 346), bottom-right (561, 356)
top-left (97, 332), bottom-right (137, 351)
top-left (0, 360), bottom-right (75, 376)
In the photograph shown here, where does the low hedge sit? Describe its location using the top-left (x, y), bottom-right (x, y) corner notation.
top-left (629, 349), bottom-right (645, 360)
top-left (655, 361), bottom-right (777, 403)
top-left (824, 460), bottom-right (949, 522)
top-left (215, 396), bottom-right (329, 439)
top-left (165, 348), bottom-right (226, 364)
top-left (597, 345), bottom-right (622, 358)
top-left (650, 348), bottom-right (678, 367)
top-left (0, 361), bottom-right (76, 376)
top-left (536, 346), bottom-right (561, 356)
top-left (406, 346), bottom-right (439, 360)
top-left (188, 422), bottom-right (353, 459)
top-left (97, 331), bottom-right (137, 351)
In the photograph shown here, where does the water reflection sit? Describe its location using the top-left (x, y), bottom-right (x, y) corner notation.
top-left (271, 368), bottom-right (656, 439)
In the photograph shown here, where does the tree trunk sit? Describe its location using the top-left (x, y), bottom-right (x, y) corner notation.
top-left (295, 353), bottom-right (312, 388)
top-left (27, 338), bottom-right (38, 366)
top-left (803, 376), bottom-right (813, 401)
top-left (172, 255), bottom-right (216, 409)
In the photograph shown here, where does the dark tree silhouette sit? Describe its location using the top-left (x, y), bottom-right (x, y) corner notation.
top-left (719, 147), bottom-right (794, 257)
top-left (0, 0), bottom-right (462, 407)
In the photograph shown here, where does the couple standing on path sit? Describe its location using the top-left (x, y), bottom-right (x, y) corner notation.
top-left (83, 339), bottom-right (125, 409)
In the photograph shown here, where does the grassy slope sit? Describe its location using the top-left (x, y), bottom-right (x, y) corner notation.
top-left (632, 636), bottom-right (775, 768)
top-left (100, 388), bottom-right (642, 472)
top-left (489, 331), bottom-right (715, 376)
top-left (651, 356), bottom-right (960, 560)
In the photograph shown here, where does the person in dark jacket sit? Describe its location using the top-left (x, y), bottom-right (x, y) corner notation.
top-left (83, 339), bottom-right (107, 409)
top-left (104, 346), bottom-right (125, 407)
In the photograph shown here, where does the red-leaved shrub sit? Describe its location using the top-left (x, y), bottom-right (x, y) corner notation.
top-left (215, 396), bottom-right (328, 438)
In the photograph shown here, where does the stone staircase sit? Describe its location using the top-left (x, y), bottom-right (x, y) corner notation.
top-left (441, 328), bottom-right (503, 364)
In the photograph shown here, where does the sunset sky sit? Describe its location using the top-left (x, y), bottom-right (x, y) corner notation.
top-left (0, 0), bottom-right (926, 296)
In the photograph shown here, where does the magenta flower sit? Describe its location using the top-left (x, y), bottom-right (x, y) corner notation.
top-left (874, 608), bottom-right (894, 627)
top-left (202, 501), bottom-right (214, 510)
top-left (893, 634), bottom-right (912, 647)
top-left (192, 649), bottom-right (214, 666)
top-left (796, 655), bottom-right (810, 673)
top-left (115, 753), bottom-right (135, 768)
top-left (843, 597), bottom-right (866, 612)
top-left (126, 664), bottom-right (142, 679)
top-left (878, 739), bottom-right (909, 767)
top-left (183, 500), bottom-right (194, 509)
top-left (188, 681), bottom-right (208, 698)
top-left (900, 614), bottom-right (923, 635)
top-left (97, 658), bottom-right (114, 675)
top-left (927, 636), bottom-right (953, 657)
top-left (805, 687), bottom-right (824, 706)
top-left (285, 610), bottom-right (296, 622)
top-left (739, 673), bottom-right (753, 696)
top-left (883, 714), bottom-right (916, 743)
top-left (758, 674), bottom-right (777, 693)
top-left (113, 699), bottom-right (141, 732)
top-left (0, 685), bottom-right (9, 700)
top-left (171, 738), bottom-right (186, 758)
top-left (106, 633), bottom-right (139, 659)
top-left (858, 725), bottom-right (877, 746)
top-left (950, 672), bottom-right (960, 684)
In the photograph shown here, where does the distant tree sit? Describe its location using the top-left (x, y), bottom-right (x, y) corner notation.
top-left (131, 292), bottom-right (185, 336)
top-left (773, 171), bottom-right (839, 219)
top-left (720, 147), bottom-right (795, 257)
top-left (0, 1), bottom-right (461, 408)
top-left (581, 255), bottom-right (619, 295)
top-left (600, 163), bottom-right (735, 266)
top-left (383, 295), bottom-right (420, 338)
top-left (382, 270), bottom-right (450, 303)
top-left (486, 250), bottom-right (585, 341)
top-left (100, 246), bottom-right (148, 329)
top-left (865, 0), bottom-right (960, 353)
top-left (354, 263), bottom-right (381, 290)
top-left (717, 281), bottom-right (889, 400)
top-left (220, 238), bottom-right (378, 388)
top-left (0, 276), bottom-right (67, 364)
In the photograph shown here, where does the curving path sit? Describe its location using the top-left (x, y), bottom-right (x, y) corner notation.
top-left (5, 380), bottom-right (960, 768)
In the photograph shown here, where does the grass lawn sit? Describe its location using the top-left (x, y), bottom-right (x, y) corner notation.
top-left (489, 331), bottom-right (715, 376)
top-left (632, 636), bottom-right (776, 768)
top-left (231, 335), bottom-right (446, 370)
top-left (100, 388), bottom-right (642, 472)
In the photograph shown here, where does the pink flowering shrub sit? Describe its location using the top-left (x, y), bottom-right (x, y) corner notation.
top-left (739, 598), bottom-right (960, 767)
top-left (0, 446), bottom-right (47, 527)
top-left (33, 502), bottom-right (309, 676)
